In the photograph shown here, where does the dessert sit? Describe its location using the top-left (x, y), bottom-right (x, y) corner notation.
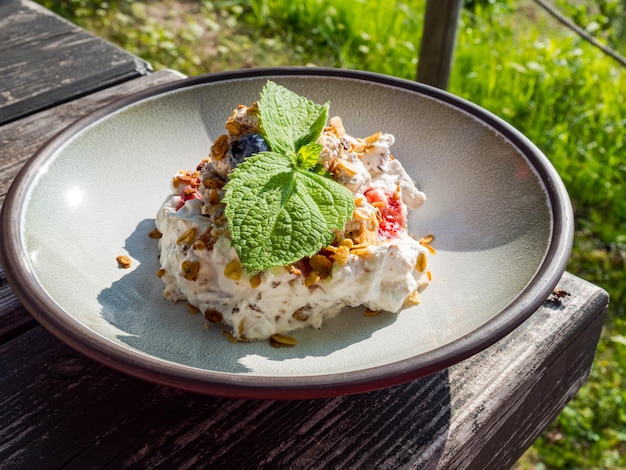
top-left (155, 82), bottom-right (434, 344)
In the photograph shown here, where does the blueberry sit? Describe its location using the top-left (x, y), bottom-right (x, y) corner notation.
top-left (230, 133), bottom-right (270, 167)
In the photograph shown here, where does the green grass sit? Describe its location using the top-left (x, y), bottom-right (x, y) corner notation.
top-left (37, 0), bottom-right (626, 467)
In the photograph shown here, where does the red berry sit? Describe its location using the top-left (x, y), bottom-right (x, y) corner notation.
top-left (364, 187), bottom-right (407, 240)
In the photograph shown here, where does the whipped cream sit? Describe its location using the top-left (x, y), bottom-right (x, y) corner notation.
top-left (155, 108), bottom-right (432, 342)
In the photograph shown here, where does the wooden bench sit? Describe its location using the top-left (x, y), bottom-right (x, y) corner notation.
top-left (0, 2), bottom-right (609, 467)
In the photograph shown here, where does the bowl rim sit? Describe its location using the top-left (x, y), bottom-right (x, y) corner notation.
top-left (0, 67), bottom-right (573, 400)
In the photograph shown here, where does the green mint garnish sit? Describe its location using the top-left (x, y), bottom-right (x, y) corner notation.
top-left (222, 81), bottom-right (355, 272)
top-left (257, 81), bottom-right (329, 156)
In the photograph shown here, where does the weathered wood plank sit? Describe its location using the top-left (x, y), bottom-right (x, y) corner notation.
top-left (0, 70), bottom-right (185, 343)
top-left (0, 0), bottom-right (151, 125)
top-left (0, 327), bottom-right (186, 468)
top-left (0, 272), bottom-right (607, 469)
top-left (441, 272), bottom-right (608, 469)
top-left (417, 0), bottom-right (464, 89)
top-left (0, 264), bottom-right (36, 344)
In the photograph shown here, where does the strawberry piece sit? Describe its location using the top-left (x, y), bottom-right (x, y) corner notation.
top-left (364, 187), bottom-right (407, 240)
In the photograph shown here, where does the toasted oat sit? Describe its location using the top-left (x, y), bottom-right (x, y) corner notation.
top-left (204, 308), bottom-right (223, 323)
top-left (198, 227), bottom-right (218, 250)
top-left (309, 254), bottom-right (333, 275)
top-left (419, 234), bottom-right (436, 255)
top-left (203, 178), bottom-right (225, 190)
top-left (350, 242), bottom-right (370, 250)
top-left (249, 273), bottom-right (262, 288)
top-left (176, 227), bottom-right (197, 245)
top-left (221, 330), bottom-right (239, 343)
top-left (354, 230), bottom-right (378, 247)
top-left (156, 268), bottom-right (166, 278)
top-left (351, 141), bottom-right (367, 154)
top-left (364, 308), bottom-right (380, 317)
top-left (246, 102), bottom-right (260, 115)
top-left (352, 207), bottom-right (371, 221)
top-left (347, 208), bottom-right (379, 245)
top-left (192, 240), bottom-right (207, 251)
top-left (329, 159), bottom-right (358, 177)
top-left (210, 134), bottom-right (229, 161)
top-left (187, 303), bottom-right (200, 315)
top-left (304, 272), bottom-right (321, 287)
top-left (422, 244), bottom-right (436, 256)
top-left (116, 255), bottom-right (132, 269)
top-left (225, 120), bottom-right (242, 136)
top-left (172, 170), bottom-right (200, 189)
top-left (404, 290), bottom-right (421, 306)
top-left (328, 116), bottom-right (346, 136)
top-left (213, 214), bottom-right (228, 227)
top-left (419, 234), bottom-right (434, 244)
top-left (224, 259), bottom-right (243, 280)
top-left (207, 188), bottom-right (221, 205)
top-left (351, 247), bottom-right (372, 257)
top-left (416, 252), bottom-right (428, 272)
top-left (339, 238), bottom-right (354, 249)
top-left (365, 132), bottom-right (383, 144)
top-left (287, 264), bottom-right (302, 276)
top-left (334, 245), bottom-right (350, 266)
top-left (148, 228), bottom-right (162, 239)
top-left (292, 307), bottom-right (310, 322)
top-left (181, 260), bottom-right (200, 281)
top-left (270, 333), bottom-right (297, 347)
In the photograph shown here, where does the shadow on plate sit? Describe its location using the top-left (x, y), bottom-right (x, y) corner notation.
top-left (97, 219), bottom-right (416, 373)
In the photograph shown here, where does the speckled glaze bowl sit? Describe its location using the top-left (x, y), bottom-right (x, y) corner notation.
top-left (0, 68), bottom-right (573, 399)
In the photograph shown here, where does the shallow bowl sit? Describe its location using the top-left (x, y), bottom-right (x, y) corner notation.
top-left (0, 68), bottom-right (573, 399)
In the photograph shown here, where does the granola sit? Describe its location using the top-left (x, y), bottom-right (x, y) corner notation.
top-left (155, 104), bottom-right (432, 343)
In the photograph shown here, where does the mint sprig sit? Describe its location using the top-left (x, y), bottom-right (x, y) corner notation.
top-left (257, 81), bottom-right (329, 156)
top-left (222, 81), bottom-right (355, 272)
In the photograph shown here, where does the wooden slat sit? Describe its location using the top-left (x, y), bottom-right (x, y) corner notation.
top-left (441, 273), bottom-right (608, 468)
top-left (0, 327), bottom-right (186, 467)
top-left (417, 0), bottom-right (464, 89)
top-left (0, 272), bottom-right (608, 468)
top-left (0, 0), bottom-right (151, 125)
top-left (0, 69), bottom-right (185, 342)
top-left (0, 264), bottom-right (36, 343)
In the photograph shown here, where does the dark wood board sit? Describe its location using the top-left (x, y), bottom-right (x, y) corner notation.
top-left (0, 271), bottom-right (608, 469)
top-left (0, 0), bottom-right (151, 125)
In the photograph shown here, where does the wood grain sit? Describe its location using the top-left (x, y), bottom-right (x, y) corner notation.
top-left (0, 0), bottom-right (151, 125)
top-left (0, 272), bottom-right (608, 469)
top-left (0, 70), bottom-right (185, 342)
top-left (417, 0), bottom-right (463, 89)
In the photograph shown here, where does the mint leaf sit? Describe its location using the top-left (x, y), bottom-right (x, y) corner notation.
top-left (296, 142), bottom-right (324, 168)
top-left (223, 151), bottom-right (355, 272)
top-left (259, 81), bottom-right (329, 156)
top-left (223, 82), bottom-right (355, 272)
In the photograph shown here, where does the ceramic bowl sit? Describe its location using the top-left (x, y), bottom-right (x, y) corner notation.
top-left (0, 68), bottom-right (573, 399)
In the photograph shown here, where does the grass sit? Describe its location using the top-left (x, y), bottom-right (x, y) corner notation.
top-left (37, 0), bottom-right (626, 467)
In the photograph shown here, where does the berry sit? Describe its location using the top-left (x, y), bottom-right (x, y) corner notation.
top-left (230, 133), bottom-right (270, 167)
top-left (364, 187), bottom-right (407, 240)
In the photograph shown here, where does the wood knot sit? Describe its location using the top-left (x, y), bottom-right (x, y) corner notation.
top-left (48, 355), bottom-right (85, 379)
